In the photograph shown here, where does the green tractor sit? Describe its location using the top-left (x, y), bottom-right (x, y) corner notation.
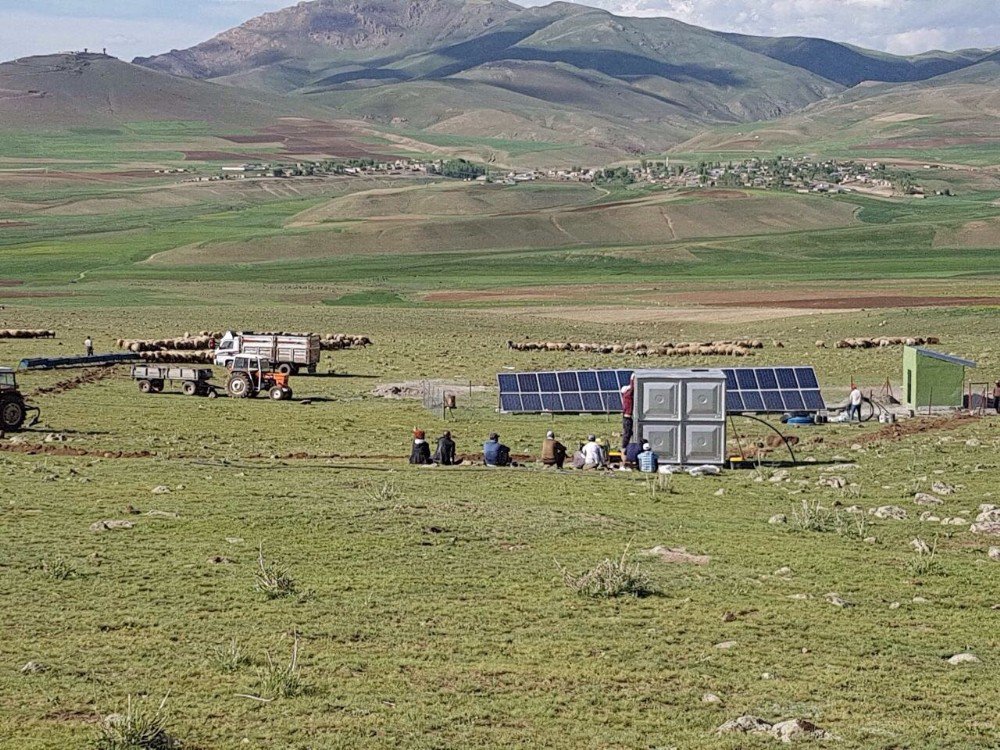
top-left (0, 367), bottom-right (41, 433)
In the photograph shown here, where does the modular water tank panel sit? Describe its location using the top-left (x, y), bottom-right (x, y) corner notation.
top-left (684, 380), bottom-right (725, 420)
top-left (641, 424), bottom-right (682, 464)
top-left (639, 381), bottom-right (680, 420)
top-left (684, 423), bottom-right (726, 464)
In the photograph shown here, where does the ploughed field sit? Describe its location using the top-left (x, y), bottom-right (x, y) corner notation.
top-left (1, 299), bottom-right (999, 749)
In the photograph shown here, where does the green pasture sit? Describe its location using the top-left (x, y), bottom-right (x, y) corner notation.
top-left (1, 302), bottom-right (999, 749)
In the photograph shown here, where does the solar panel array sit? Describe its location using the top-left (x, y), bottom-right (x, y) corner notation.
top-left (497, 367), bottom-right (825, 415)
top-left (498, 369), bottom-right (632, 415)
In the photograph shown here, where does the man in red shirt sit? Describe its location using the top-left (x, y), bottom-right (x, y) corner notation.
top-left (621, 382), bottom-right (634, 449)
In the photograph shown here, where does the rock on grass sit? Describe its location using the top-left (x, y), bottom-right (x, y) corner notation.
top-left (947, 653), bottom-right (979, 665)
top-left (716, 715), bottom-right (833, 742)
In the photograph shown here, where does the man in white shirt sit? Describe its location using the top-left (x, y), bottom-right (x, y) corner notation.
top-left (581, 434), bottom-right (606, 469)
top-left (847, 385), bottom-right (863, 422)
top-left (83, 336), bottom-right (93, 357)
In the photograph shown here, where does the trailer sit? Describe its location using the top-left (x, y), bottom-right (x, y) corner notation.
top-left (19, 352), bottom-right (140, 371)
top-left (131, 365), bottom-right (218, 397)
top-left (214, 331), bottom-right (321, 375)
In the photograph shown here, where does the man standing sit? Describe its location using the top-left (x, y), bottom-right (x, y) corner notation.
top-left (84, 336), bottom-right (94, 357)
top-left (847, 384), bottom-right (863, 422)
top-left (434, 431), bottom-right (457, 465)
top-left (637, 442), bottom-right (659, 474)
top-left (541, 430), bottom-right (567, 469)
top-left (620, 381), bottom-right (634, 449)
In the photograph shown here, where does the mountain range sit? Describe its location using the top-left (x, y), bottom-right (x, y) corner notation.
top-left (3, 0), bottom-right (997, 160)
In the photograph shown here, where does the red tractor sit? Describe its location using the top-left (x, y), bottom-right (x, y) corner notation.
top-left (225, 355), bottom-right (293, 401)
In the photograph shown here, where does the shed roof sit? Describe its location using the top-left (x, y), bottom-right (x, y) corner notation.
top-left (914, 347), bottom-right (976, 368)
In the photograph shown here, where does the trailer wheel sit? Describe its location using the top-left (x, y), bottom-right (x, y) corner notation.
top-left (307, 364), bottom-right (317, 375)
top-left (138, 380), bottom-right (153, 394)
top-left (282, 387), bottom-right (293, 401)
top-left (150, 380), bottom-right (165, 393)
top-left (276, 363), bottom-right (294, 376)
top-left (207, 389), bottom-right (219, 399)
top-left (182, 381), bottom-right (198, 397)
top-left (1, 397), bottom-right (26, 432)
top-left (227, 373), bottom-right (253, 398)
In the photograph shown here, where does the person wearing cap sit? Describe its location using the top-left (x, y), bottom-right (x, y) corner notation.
top-left (541, 430), bottom-right (567, 469)
top-left (620, 381), bottom-right (634, 449)
top-left (409, 429), bottom-right (432, 465)
top-left (483, 432), bottom-right (511, 467)
top-left (434, 430), bottom-right (457, 465)
top-left (581, 434), bottom-right (606, 469)
top-left (637, 442), bottom-right (659, 474)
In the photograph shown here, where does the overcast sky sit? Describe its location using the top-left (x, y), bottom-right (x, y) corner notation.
top-left (0, 0), bottom-right (996, 63)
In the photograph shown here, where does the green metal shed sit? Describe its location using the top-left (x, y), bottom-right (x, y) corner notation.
top-left (902, 346), bottom-right (976, 411)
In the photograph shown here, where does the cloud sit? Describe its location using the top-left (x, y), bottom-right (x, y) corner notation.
top-left (514, 0), bottom-right (1000, 53)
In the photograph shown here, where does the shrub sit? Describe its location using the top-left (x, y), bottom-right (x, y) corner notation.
top-left (94, 695), bottom-right (176, 750)
top-left (908, 538), bottom-right (939, 576)
top-left (41, 558), bottom-right (76, 580)
top-left (253, 544), bottom-right (296, 599)
top-left (560, 545), bottom-right (656, 598)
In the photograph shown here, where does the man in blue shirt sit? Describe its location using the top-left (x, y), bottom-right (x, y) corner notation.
top-left (483, 433), bottom-right (511, 467)
top-left (637, 442), bottom-right (659, 473)
top-left (624, 441), bottom-right (643, 468)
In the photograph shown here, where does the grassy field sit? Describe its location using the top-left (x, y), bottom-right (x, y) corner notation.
top-left (1, 301), bottom-right (1000, 750)
top-left (1, 127), bottom-right (999, 748)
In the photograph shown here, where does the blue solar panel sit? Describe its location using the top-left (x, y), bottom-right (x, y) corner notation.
top-left (542, 393), bottom-right (563, 411)
top-left (795, 367), bottom-right (819, 389)
top-left (598, 370), bottom-right (619, 390)
top-left (500, 394), bottom-right (522, 411)
top-left (776, 368), bottom-right (798, 389)
top-left (517, 373), bottom-right (538, 392)
top-left (497, 367), bottom-right (825, 414)
top-left (539, 372), bottom-right (559, 392)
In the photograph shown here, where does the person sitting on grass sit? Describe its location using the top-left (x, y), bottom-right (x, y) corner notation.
top-left (541, 430), bottom-right (567, 469)
top-left (409, 429), bottom-right (432, 465)
top-left (483, 433), bottom-right (511, 467)
top-left (434, 430), bottom-right (457, 465)
top-left (637, 442), bottom-right (659, 474)
top-left (624, 440), bottom-right (643, 468)
top-left (581, 435), bottom-right (606, 470)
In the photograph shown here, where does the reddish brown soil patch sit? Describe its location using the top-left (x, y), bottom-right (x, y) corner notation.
top-left (854, 414), bottom-right (980, 445)
top-left (220, 134), bottom-right (288, 144)
top-left (31, 368), bottom-right (115, 397)
top-left (182, 151), bottom-right (270, 162)
top-left (0, 442), bottom-right (154, 458)
top-left (0, 221), bottom-right (31, 229)
top-left (0, 291), bottom-right (75, 298)
top-left (0, 279), bottom-right (24, 286)
top-left (715, 295), bottom-right (1000, 310)
top-left (859, 137), bottom-right (999, 150)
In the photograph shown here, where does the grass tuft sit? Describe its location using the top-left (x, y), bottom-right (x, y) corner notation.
top-left (212, 638), bottom-right (251, 673)
top-left (255, 638), bottom-right (303, 699)
top-left (41, 557), bottom-right (77, 580)
top-left (253, 544), bottom-right (296, 599)
top-left (559, 545), bottom-right (656, 598)
top-left (94, 695), bottom-right (176, 750)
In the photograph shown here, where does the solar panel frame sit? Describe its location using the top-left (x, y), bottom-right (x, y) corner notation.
top-left (497, 367), bottom-right (826, 415)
